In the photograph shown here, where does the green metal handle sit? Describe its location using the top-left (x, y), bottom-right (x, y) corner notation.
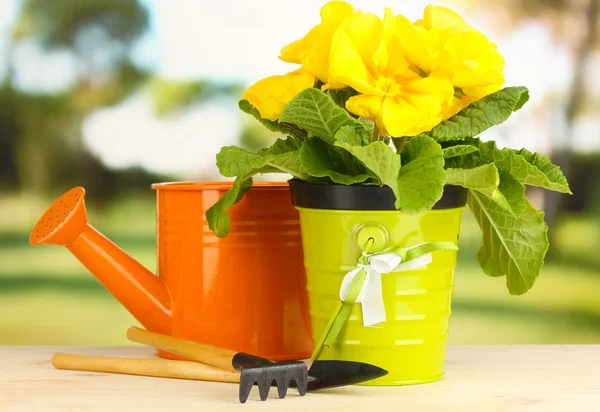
top-left (310, 238), bottom-right (374, 361)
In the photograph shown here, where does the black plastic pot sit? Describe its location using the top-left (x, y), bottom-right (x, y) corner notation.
top-left (289, 179), bottom-right (468, 211)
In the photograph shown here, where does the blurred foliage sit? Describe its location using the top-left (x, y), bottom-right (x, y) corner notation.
top-left (1, 0), bottom-right (156, 196)
top-left (148, 77), bottom-right (241, 117)
top-left (0, 0), bottom-right (599, 347)
top-left (238, 117), bottom-right (282, 152)
top-left (13, 0), bottom-right (148, 49)
top-left (0, 88), bottom-right (19, 189)
top-left (1, 0), bottom-right (247, 198)
top-left (563, 154), bottom-right (600, 213)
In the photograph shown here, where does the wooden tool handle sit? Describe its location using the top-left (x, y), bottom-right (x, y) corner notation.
top-left (52, 353), bottom-right (240, 383)
top-left (127, 327), bottom-right (239, 372)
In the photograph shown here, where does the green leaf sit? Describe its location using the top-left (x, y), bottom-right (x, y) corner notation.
top-left (259, 136), bottom-right (302, 155)
top-left (239, 99), bottom-right (307, 140)
top-left (327, 88), bottom-right (358, 109)
top-left (217, 137), bottom-right (312, 180)
top-left (396, 136), bottom-right (447, 212)
top-left (513, 148), bottom-right (572, 194)
top-left (335, 140), bottom-right (400, 197)
top-left (447, 164), bottom-right (510, 210)
top-left (279, 88), bottom-right (366, 144)
top-left (468, 173), bottom-right (548, 294)
top-left (416, 87), bottom-right (530, 142)
top-left (209, 137), bottom-right (320, 237)
top-left (474, 140), bottom-right (571, 194)
top-left (443, 145), bottom-right (479, 159)
top-left (446, 138), bottom-right (571, 194)
top-left (267, 151), bottom-right (315, 182)
top-left (206, 177), bottom-right (253, 238)
top-left (335, 125), bottom-right (370, 146)
top-left (216, 146), bottom-right (269, 178)
top-left (300, 137), bottom-right (372, 185)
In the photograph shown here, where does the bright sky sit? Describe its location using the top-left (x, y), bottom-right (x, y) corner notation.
top-left (0, 0), bottom-right (584, 178)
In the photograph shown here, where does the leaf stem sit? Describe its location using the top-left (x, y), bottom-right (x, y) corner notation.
top-left (393, 136), bottom-right (409, 153)
top-left (371, 124), bottom-right (380, 143)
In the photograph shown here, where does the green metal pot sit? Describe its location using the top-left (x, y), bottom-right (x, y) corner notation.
top-left (289, 180), bottom-right (467, 385)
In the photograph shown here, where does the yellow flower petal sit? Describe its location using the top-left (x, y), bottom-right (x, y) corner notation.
top-left (381, 98), bottom-right (426, 137)
top-left (279, 1), bottom-right (355, 84)
top-left (403, 76), bottom-right (454, 105)
top-left (279, 26), bottom-right (319, 64)
top-left (441, 32), bottom-right (505, 90)
top-left (328, 12), bottom-right (383, 94)
top-left (373, 8), bottom-right (412, 79)
top-left (444, 31), bottom-right (496, 62)
top-left (242, 70), bottom-right (316, 121)
top-left (346, 94), bottom-right (384, 124)
top-left (320, 0), bottom-right (356, 29)
top-left (396, 4), bottom-right (506, 116)
top-left (395, 14), bottom-right (431, 75)
top-left (417, 5), bottom-right (469, 31)
top-left (442, 94), bottom-right (476, 119)
top-left (382, 76), bottom-right (453, 136)
top-left (461, 83), bottom-right (502, 101)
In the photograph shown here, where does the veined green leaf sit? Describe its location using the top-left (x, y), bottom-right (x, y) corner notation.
top-left (267, 151), bottom-right (314, 182)
top-left (259, 135), bottom-right (302, 154)
top-left (447, 164), bottom-right (510, 211)
top-left (300, 137), bottom-right (372, 185)
top-left (335, 125), bottom-right (370, 146)
top-left (443, 145), bottom-right (479, 159)
top-left (335, 141), bottom-right (401, 196)
top-left (396, 136), bottom-right (447, 212)
top-left (416, 87), bottom-right (529, 142)
top-left (210, 137), bottom-right (318, 237)
top-left (217, 137), bottom-right (302, 177)
top-left (513, 148), bottom-right (571, 194)
top-left (216, 147), bottom-right (269, 178)
top-left (446, 138), bottom-right (571, 194)
top-left (279, 88), bottom-right (367, 144)
top-left (468, 173), bottom-right (548, 295)
top-left (239, 99), bottom-right (307, 140)
top-left (206, 177), bottom-right (253, 238)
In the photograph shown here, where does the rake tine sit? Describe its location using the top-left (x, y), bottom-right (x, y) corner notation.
top-left (295, 368), bottom-right (308, 396)
top-left (257, 372), bottom-right (271, 401)
top-left (239, 372), bottom-right (254, 404)
top-left (277, 370), bottom-right (289, 399)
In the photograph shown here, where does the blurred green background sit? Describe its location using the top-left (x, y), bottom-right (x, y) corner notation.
top-left (1, 0), bottom-right (599, 345)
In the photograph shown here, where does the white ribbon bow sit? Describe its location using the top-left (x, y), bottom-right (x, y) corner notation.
top-left (339, 245), bottom-right (433, 327)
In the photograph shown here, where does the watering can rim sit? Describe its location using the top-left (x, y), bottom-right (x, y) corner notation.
top-left (151, 181), bottom-right (290, 191)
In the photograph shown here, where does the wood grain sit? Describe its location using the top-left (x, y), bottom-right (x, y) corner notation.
top-left (51, 353), bottom-right (240, 383)
top-left (127, 326), bottom-right (239, 372)
top-left (1, 346), bottom-right (599, 411)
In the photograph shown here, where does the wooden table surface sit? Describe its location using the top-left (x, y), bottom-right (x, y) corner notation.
top-left (1, 346), bottom-right (599, 411)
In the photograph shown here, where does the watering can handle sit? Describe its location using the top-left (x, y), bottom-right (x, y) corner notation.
top-left (127, 327), bottom-right (238, 373)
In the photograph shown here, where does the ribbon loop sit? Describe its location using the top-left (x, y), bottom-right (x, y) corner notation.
top-left (310, 240), bottom-right (458, 361)
top-left (340, 242), bottom-right (458, 327)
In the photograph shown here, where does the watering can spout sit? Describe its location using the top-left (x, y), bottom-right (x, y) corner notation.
top-left (29, 187), bottom-right (172, 334)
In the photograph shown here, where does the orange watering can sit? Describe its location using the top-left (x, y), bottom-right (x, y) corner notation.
top-left (30, 182), bottom-right (313, 361)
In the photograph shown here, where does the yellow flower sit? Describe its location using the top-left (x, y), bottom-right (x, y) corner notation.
top-left (242, 70), bottom-right (315, 121)
top-left (280, 1), bottom-right (355, 87)
top-left (328, 8), bottom-right (453, 137)
top-left (396, 5), bottom-right (505, 118)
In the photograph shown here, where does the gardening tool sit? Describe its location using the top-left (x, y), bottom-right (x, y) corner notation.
top-left (51, 353), bottom-right (241, 383)
top-left (29, 183), bottom-right (312, 361)
top-left (127, 326), bottom-right (388, 403)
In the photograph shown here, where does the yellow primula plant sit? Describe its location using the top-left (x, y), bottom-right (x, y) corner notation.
top-left (207, 2), bottom-right (571, 295)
